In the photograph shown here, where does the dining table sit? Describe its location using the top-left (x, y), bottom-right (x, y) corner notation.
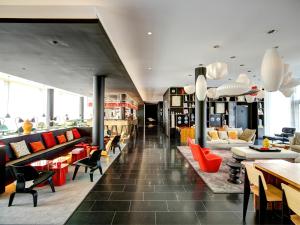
top-left (242, 159), bottom-right (300, 222)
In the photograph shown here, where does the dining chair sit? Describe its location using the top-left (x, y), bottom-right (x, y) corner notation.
top-left (281, 183), bottom-right (300, 225)
top-left (244, 164), bottom-right (282, 222)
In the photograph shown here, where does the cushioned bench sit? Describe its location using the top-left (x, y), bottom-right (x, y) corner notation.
top-left (0, 127), bottom-right (92, 190)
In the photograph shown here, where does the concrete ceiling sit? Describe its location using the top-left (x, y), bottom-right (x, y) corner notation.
top-left (0, 21), bottom-right (143, 103)
top-left (0, 0), bottom-right (300, 102)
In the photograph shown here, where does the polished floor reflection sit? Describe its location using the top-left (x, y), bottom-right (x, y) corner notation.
top-left (66, 127), bottom-right (282, 225)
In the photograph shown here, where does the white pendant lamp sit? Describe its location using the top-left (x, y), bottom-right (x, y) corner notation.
top-left (216, 82), bottom-right (250, 96)
top-left (236, 73), bottom-right (251, 86)
top-left (261, 48), bottom-right (284, 92)
top-left (280, 87), bottom-right (295, 97)
top-left (206, 88), bottom-right (218, 99)
top-left (195, 75), bottom-right (207, 100)
top-left (206, 62), bottom-right (228, 80)
top-left (245, 95), bottom-right (255, 103)
top-left (184, 85), bottom-right (195, 94)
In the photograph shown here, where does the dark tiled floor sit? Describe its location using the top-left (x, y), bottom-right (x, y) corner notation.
top-left (66, 127), bottom-right (279, 225)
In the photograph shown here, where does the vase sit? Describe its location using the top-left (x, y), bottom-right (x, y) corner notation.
top-left (22, 119), bottom-right (33, 135)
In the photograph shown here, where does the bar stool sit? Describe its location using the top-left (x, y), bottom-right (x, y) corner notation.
top-left (282, 183), bottom-right (300, 225)
top-left (244, 164), bottom-right (283, 223)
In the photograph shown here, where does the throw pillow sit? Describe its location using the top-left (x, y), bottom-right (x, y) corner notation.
top-left (218, 131), bottom-right (228, 140)
top-left (29, 141), bottom-right (46, 153)
top-left (293, 132), bottom-right (300, 145)
top-left (72, 128), bottom-right (81, 139)
top-left (66, 130), bottom-right (74, 141)
top-left (236, 128), bottom-right (243, 137)
top-left (228, 130), bottom-right (238, 139)
top-left (239, 129), bottom-right (256, 142)
top-left (57, 134), bottom-right (67, 144)
top-left (208, 130), bottom-right (219, 140)
top-left (42, 132), bottom-right (57, 148)
top-left (10, 140), bottom-right (31, 158)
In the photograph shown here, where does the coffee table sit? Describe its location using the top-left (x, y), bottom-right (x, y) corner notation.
top-left (51, 163), bottom-right (69, 186)
top-left (231, 146), bottom-right (299, 161)
top-left (71, 148), bottom-right (85, 163)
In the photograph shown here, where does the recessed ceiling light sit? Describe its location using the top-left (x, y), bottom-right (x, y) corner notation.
top-left (199, 64), bottom-right (203, 66)
top-left (253, 75), bottom-right (256, 78)
top-left (228, 78), bottom-right (232, 81)
top-left (213, 45), bottom-right (220, 49)
top-left (230, 56), bottom-right (236, 59)
top-left (240, 64), bottom-right (245, 67)
top-left (147, 32), bottom-right (152, 35)
top-left (188, 74), bottom-right (192, 77)
top-left (248, 70), bottom-right (252, 73)
top-left (52, 40), bottom-right (58, 45)
top-left (267, 29), bottom-right (278, 34)
top-left (22, 67), bottom-right (26, 70)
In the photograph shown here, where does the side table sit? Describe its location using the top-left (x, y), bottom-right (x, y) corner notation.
top-left (51, 163), bottom-right (69, 186)
top-left (71, 148), bottom-right (85, 163)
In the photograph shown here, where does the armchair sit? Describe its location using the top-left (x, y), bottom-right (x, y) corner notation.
top-left (8, 165), bottom-right (55, 207)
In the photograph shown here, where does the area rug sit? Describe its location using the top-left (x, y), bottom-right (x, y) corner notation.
top-left (0, 143), bottom-right (126, 225)
top-left (177, 146), bottom-right (244, 194)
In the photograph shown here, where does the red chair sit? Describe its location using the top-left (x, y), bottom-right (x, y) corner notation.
top-left (190, 143), bottom-right (222, 173)
top-left (187, 137), bottom-right (210, 161)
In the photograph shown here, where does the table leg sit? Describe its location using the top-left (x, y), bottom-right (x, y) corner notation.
top-left (243, 170), bottom-right (251, 222)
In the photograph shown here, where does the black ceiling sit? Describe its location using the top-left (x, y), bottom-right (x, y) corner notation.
top-left (0, 19), bottom-right (142, 103)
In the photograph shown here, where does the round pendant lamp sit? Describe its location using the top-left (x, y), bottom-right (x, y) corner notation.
top-left (216, 82), bottom-right (250, 96)
top-left (261, 48), bottom-right (284, 92)
top-left (206, 62), bottom-right (228, 80)
top-left (236, 73), bottom-right (251, 86)
top-left (280, 87), bottom-right (295, 97)
top-left (195, 75), bottom-right (207, 101)
top-left (184, 85), bottom-right (195, 94)
top-left (206, 88), bottom-right (218, 99)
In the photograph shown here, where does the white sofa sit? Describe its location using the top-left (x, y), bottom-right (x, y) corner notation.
top-left (206, 127), bottom-right (256, 149)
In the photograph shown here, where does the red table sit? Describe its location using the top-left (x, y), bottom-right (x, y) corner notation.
top-left (30, 160), bottom-right (51, 187)
top-left (71, 148), bottom-right (85, 163)
top-left (51, 163), bottom-right (69, 186)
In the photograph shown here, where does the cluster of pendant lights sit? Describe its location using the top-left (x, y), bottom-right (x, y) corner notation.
top-left (185, 47), bottom-right (299, 101)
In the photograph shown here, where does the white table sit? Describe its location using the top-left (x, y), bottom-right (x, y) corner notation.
top-left (231, 146), bottom-right (299, 160)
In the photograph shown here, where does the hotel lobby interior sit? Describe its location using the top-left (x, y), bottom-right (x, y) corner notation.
top-left (1, 1), bottom-right (300, 225)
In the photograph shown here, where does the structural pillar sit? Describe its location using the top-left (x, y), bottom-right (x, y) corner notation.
top-left (195, 67), bottom-right (207, 147)
top-left (92, 75), bottom-right (105, 149)
top-left (79, 96), bottom-right (84, 121)
top-left (46, 88), bottom-right (54, 127)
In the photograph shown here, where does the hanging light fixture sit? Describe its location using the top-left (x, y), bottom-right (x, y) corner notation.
top-left (184, 85), bottom-right (195, 94)
top-left (206, 88), bottom-right (218, 99)
top-left (236, 73), bottom-right (251, 86)
top-left (195, 75), bottom-right (207, 100)
top-left (216, 82), bottom-right (250, 97)
top-left (280, 88), bottom-right (295, 97)
top-left (206, 62), bottom-right (228, 80)
top-left (261, 48), bottom-right (284, 92)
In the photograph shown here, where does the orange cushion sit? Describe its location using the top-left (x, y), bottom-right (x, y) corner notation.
top-left (72, 128), bottom-right (81, 139)
top-left (30, 141), bottom-right (46, 153)
top-left (208, 131), bottom-right (219, 140)
top-left (228, 130), bottom-right (238, 139)
top-left (57, 134), bottom-right (67, 144)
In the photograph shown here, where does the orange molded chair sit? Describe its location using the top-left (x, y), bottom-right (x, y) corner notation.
top-left (188, 137), bottom-right (210, 161)
top-left (190, 143), bottom-right (222, 173)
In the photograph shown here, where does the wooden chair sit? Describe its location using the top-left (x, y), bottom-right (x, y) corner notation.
top-left (281, 183), bottom-right (300, 225)
top-left (244, 164), bottom-right (282, 222)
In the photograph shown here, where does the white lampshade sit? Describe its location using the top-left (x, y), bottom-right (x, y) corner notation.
top-left (184, 85), bottom-right (195, 94)
top-left (195, 75), bottom-right (207, 100)
top-left (206, 62), bottom-right (228, 80)
top-left (280, 87), bottom-right (295, 97)
top-left (216, 82), bottom-right (250, 96)
top-left (245, 95), bottom-right (255, 103)
top-left (261, 48), bottom-right (284, 92)
top-left (280, 72), bottom-right (300, 89)
top-left (206, 88), bottom-right (218, 99)
top-left (236, 74), bottom-right (251, 86)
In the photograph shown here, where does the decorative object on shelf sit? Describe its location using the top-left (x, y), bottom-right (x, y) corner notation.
top-left (262, 137), bottom-right (270, 148)
top-left (258, 119), bottom-right (263, 128)
top-left (206, 62), bottom-right (228, 80)
top-left (22, 119), bottom-right (33, 135)
top-left (226, 97), bottom-right (230, 101)
top-left (236, 73), bottom-right (251, 86)
top-left (207, 88), bottom-right (218, 99)
top-left (245, 95), bottom-right (255, 103)
top-left (237, 96), bottom-right (245, 102)
top-left (217, 82), bottom-right (250, 97)
top-left (195, 75), bottom-right (207, 100)
top-left (184, 85), bottom-right (195, 94)
top-left (210, 106), bottom-right (214, 114)
top-left (261, 48), bottom-right (284, 92)
top-left (256, 89), bottom-right (265, 99)
top-left (183, 109), bottom-right (189, 114)
top-left (171, 112), bottom-right (175, 128)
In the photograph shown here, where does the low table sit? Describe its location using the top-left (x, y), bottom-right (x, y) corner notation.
top-left (71, 148), bottom-right (85, 163)
top-left (51, 163), bottom-right (69, 186)
top-left (231, 146), bottom-right (299, 161)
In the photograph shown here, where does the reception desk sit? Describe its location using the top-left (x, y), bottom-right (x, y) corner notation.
top-left (104, 119), bottom-right (138, 135)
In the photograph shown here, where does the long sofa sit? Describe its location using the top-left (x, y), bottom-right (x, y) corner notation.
top-left (0, 127), bottom-right (92, 192)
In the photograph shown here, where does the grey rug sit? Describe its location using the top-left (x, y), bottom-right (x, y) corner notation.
top-left (0, 144), bottom-right (126, 225)
top-left (177, 146), bottom-right (244, 194)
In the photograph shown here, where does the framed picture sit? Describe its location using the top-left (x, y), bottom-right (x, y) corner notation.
top-left (171, 96), bottom-right (182, 107)
top-left (215, 103), bottom-right (225, 114)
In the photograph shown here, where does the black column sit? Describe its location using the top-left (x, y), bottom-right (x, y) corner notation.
top-left (195, 67), bottom-right (207, 147)
top-left (92, 75), bottom-right (105, 149)
top-left (79, 96), bottom-right (84, 121)
top-left (46, 88), bottom-right (54, 127)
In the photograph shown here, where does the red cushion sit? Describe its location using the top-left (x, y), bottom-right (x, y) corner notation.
top-left (72, 128), bottom-right (81, 139)
top-left (0, 141), bottom-right (9, 162)
top-left (42, 132), bottom-right (56, 148)
top-left (29, 141), bottom-right (46, 153)
top-left (57, 134), bottom-right (67, 144)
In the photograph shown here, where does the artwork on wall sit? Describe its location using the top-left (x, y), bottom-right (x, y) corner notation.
top-left (215, 103), bottom-right (225, 114)
top-left (171, 96), bottom-right (182, 107)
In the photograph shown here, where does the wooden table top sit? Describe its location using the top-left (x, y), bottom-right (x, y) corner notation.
top-left (254, 160), bottom-right (300, 189)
